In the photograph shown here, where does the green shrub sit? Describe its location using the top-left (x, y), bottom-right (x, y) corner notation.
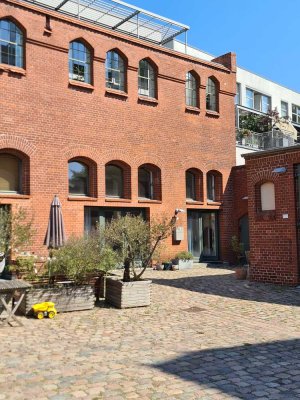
top-left (175, 251), bottom-right (193, 260)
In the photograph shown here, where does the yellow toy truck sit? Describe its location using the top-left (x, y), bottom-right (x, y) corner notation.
top-left (32, 302), bottom-right (57, 319)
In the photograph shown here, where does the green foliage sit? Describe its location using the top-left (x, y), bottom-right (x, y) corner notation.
top-left (239, 113), bottom-right (270, 134)
top-left (98, 246), bottom-right (120, 275)
top-left (231, 236), bottom-right (244, 265)
top-left (175, 251), bottom-right (193, 260)
top-left (105, 214), bottom-right (175, 281)
top-left (15, 256), bottom-right (36, 281)
top-left (0, 206), bottom-right (34, 260)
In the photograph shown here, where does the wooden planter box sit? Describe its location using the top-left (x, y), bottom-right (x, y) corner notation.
top-left (19, 285), bottom-right (95, 315)
top-left (105, 278), bottom-right (152, 309)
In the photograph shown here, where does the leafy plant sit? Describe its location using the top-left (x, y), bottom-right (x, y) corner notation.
top-left (231, 236), bottom-right (245, 266)
top-left (105, 214), bottom-right (176, 281)
top-left (0, 206), bottom-right (35, 262)
top-left (15, 256), bottom-right (37, 281)
top-left (175, 251), bottom-right (193, 260)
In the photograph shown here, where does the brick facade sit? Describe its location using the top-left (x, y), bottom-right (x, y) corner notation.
top-left (236, 148), bottom-right (300, 286)
top-left (0, 0), bottom-right (236, 261)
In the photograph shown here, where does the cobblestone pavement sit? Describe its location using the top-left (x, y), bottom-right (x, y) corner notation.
top-left (0, 265), bottom-right (300, 400)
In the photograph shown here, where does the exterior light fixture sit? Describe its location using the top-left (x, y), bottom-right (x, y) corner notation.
top-left (175, 208), bottom-right (185, 215)
top-left (272, 167), bottom-right (287, 174)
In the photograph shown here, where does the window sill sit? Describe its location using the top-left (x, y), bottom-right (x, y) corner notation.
top-left (69, 80), bottom-right (94, 90)
top-left (138, 96), bottom-right (158, 105)
top-left (185, 106), bottom-right (200, 114)
top-left (186, 200), bottom-right (204, 205)
top-left (138, 199), bottom-right (162, 204)
top-left (105, 88), bottom-right (128, 98)
top-left (68, 196), bottom-right (98, 202)
top-left (0, 194), bottom-right (30, 199)
top-left (206, 110), bottom-right (220, 117)
top-left (105, 197), bottom-right (131, 203)
top-left (207, 201), bottom-right (222, 206)
top-left (0, 64), bottom-right (26, 76)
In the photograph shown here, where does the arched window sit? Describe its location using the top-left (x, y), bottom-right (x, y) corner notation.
top-left (186, 72), bottom-right (198, 107)
top-left (260, 182), bottom-right (275, 211)
top-left (69, 40), bottom-right (91, 83)
top-left (138, 59), bottom-right (156, 98)
top-left (68, 161), bottom-right (89, 196)
top-left (186, 170), bottom-right (196, 200)
top-left (0, 19), bottom-right (24, 68)
top-left (106, 164), bottom-right (123, 198)
top-left (206, 77), bottom-right (217, 111)
top-left (0, 154), bottom-right (21, 193)
top-left (207, 170), bottom-right (222, 202)
top-left (139, 167), bottom-right (153, 199)
top-left (106, 50), bottom-right (125, 91)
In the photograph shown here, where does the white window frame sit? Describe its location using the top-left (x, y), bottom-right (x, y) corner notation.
top-left (292, 104), bottom-right (300, 124)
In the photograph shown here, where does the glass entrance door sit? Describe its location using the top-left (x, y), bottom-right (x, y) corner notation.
top-left (188, 210), bottom-right (219, 261)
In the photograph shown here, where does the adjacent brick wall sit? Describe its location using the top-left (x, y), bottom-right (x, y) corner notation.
top-left (0, 0), bottom-right (236, 261)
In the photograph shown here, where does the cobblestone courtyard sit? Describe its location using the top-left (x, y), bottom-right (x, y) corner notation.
top-left (0, 265), bottom-right (300, 400)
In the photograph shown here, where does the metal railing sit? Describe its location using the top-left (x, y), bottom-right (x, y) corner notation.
top-left (236, 129), bottom-right (295, 150)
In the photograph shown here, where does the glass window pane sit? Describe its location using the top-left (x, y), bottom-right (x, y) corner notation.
top-left (246, 88), bottom-right (254, 109)
top-left (0, 20), bottom-right (23, 67)
top-left (68, 161), bottom-right (88, 195)
top-left (206, 78), bottom-right (216, 111)
top-left (0, 154), bottom-right (20, 192)
top-left (69, 41), bottom-right (91, 83)
top-left (106, 51), bottom-right (125, 91)
top-left (106, 165), bottom-right (123, 197)
top-left (207, 174), bottom-right (215, 201)
top-left (186, 72), bottom-right (197, 107)
top-left (138, 60), bottom-right (155, 97)
top-left (186, 171), bottom-right (196, 200)
top-left (138, 168), bottom-right (152, 199)
top-left (281, 101), bottom-right (288, 118)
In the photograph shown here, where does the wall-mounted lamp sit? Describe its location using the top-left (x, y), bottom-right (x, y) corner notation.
top-left (175, 208), bottom-right (186, 215)
top-left (272, 167), bottom-right (287, 174)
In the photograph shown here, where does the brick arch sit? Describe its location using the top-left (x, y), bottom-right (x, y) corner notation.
top-left (0, 148), bottom-right (30, 195)
top-left (63, 145), bottom-right (99, 163)
top-left (68, 156), bottom-right (97, 198)
top-left (249, 171), bottom-right (280, 186)
top-left (138, 163), bottom-right (162, 201)
top-left (185, 167), bottom-right (203, 202)
top-left (0, 135), bottom-right (36, 156)
top-left (105, 159), bottom-right (131, 199)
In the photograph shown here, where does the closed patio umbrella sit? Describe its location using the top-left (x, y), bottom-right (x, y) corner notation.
top-left (44, 195), bottom-right (66, 249)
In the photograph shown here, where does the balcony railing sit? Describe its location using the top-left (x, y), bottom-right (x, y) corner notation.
top-left (236, 129), bottom-right (295, 150)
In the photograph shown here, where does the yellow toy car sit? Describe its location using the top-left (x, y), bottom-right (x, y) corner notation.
top-left (32, 302), bottom-right (57, 319)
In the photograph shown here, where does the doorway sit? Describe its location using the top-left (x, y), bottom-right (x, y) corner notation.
top-left (187, 210), bottom-right (219, 261)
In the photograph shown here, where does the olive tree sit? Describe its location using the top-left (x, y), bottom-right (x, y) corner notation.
top-left (105, 214), bottom-right (176, 281)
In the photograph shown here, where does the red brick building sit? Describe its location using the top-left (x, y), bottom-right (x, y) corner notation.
top-left (233, 147), bottom-right (300, 286)
top-left (0, 0), bottom-right (237, 262)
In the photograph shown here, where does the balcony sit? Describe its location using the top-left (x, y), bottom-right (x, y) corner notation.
top-left (236, 128), bottom-right (296, 151)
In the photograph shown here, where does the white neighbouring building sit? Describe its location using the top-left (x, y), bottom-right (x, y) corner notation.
top-left (165, 40), bottom-right (300, 165)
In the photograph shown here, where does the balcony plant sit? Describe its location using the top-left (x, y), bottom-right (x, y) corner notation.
top-left (104, 214), bottom-right (175, 308)
top-left (231, 235), bottom-right (247, 280)
top-left (173, 251), bottom-right (194, 270)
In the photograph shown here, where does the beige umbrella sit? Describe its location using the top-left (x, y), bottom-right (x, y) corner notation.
top-left (44, 195), bottom-right (66, 248)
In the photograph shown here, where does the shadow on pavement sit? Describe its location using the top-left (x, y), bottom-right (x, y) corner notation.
top-left (150, 339), bottom-right (300, 399)
top-left (152, 273), bottom-right (300, 307)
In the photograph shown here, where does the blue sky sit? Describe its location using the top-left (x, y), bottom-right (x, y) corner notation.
top-left (130, 0), bottom-right (300, 93)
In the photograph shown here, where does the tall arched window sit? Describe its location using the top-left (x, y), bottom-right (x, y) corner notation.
top-left (69, 41), bottom-right (91, 83)
top-left (68, 161), bottom-right (89, 196)
top-left (0, 154), bottom-right (21, 193)
top-left (138, 59), bottom-right (156, 98)
top-left (106, 50), bottom-right (125, 91)
top-left (260, 182), bottom-right (275, 211)
top-left (186, 170), bottom-right (196, 200)
top-left (139, 167), bottom-right (153, 199)
top-left (206, 77), bottom-right (217, 111)
top-left (186, 72), bottom-right (198, 107)
top-left (0, 19), bottom-right (24, 68)
top-left (106, 164), bottom-right (123, 198)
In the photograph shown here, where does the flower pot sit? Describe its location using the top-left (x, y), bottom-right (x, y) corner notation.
top-left (105, 277), bottom-right (152, 309)
top-left (19, 285), bottom-right (95, 315)
top-left (235, 267), bottom-right (248, 280)
top-left (177, 259), bottom-right (193, 270)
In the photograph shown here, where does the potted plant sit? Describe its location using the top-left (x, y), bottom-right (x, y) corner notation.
top-left (0, 206), bottom-right (34, 277)
top-left (173, 251), bottom-right (193, 270)
top-left (104, 214), bottom-right (175, 308)
top-left (162, 259), bottom-right (172, 270)
top-left (231, 236), bottom-right (247, 280)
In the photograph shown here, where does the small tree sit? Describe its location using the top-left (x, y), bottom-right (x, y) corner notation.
top-left (0, 206), bottom-right (34, 262)
top-left (231, 236), bottom-right (245, 266)
top-left (105, 214), bottom-right (175, 281)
